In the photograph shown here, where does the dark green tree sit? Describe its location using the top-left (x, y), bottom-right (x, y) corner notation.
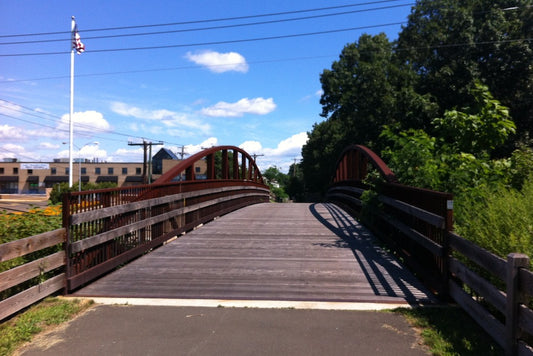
top-left (303, 33), bottom-right (436, 196)
top-left (397, 0), bottom-right (533, 145)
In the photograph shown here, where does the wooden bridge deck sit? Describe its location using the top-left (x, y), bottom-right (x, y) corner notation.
top-left (73, 203), bottom-right (436, 305)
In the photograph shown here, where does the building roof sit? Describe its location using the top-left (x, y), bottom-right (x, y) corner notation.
top-left (153, 148), bottom-right (179, 161)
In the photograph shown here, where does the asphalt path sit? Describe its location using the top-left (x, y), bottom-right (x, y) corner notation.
top-left (18, 305), bottom-right (429, 356)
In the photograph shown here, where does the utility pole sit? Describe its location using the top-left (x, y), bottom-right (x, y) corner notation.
top-left (177, 145), bottom-right (187, 160)
top-left (128, 139), bottom-right (163, 184)
top-left (251, 153), bottom-right (264, 162)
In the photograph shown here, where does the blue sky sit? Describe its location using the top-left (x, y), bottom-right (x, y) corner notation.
top-left (0, 0), bottom-right (413, 172)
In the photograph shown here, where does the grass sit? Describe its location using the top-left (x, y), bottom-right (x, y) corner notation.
top-left (0, 297), bottom-right (93, 356)
top-left (395, 306), bottom-right (503, 355)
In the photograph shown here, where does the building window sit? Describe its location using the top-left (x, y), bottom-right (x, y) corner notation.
top-left (28, 169), bottom-right (33, 174)
top-left (0, 167), bottom-right (4, 174)
top-left (122, 167), bottom-right (128, 175)
top-left (81, 167), bottom-right (87, 175)
top-left (51, 167), bottom-right (56, 175)
top-left (108, 167), bottom-right (114, 175)
top-left (65, 168), bottom-right (69, 175)
top-left (95, 167), bottom-right (101, 174)
top-left (195, 167), bottom-right (201, 173)
top-left (13, 167), bottom-right (18, 174)
top-left (136, 167), bottom-right (141, 175)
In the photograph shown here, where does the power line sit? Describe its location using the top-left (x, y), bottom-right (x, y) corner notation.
top-left (0, 22), bottom-right (407, 57)
top-left (0, 0), bottom-right (410, 38)
top-left (0, 3), bottom-right (414, 46)
top-left (0, 99), bottom-right (186, 147)
top-left (0, 54), bottom-right (337, 83)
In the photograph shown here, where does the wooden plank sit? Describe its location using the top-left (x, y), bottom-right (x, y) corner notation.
top-left (519, 304), bottom-right (533, 337)
top-left (0, 229), bottom-right (65, 263)
top-left (519, 268), bottom-right (533, 297)
top-left (72, 186), bottom-right (268, 224)
top-left (0, 251), bottom-right (65, 292)
top-left (449, 257), bottom-right (506, 313)
top-left (378, 195), bottom-right (445, 229)
top-left (385, 213), bottom-right (444, 257)
top-left (68, 199), bottom-right (265, 290)
top-left (328, 186), bottom-right (366, 196)
top-left (0, 274), bottom-right (65, 321)
top-left (518, 340), bottom-right (533, 356)
top-left (449, 232), bottom-right (507, 281)
top-left (449, 280), bottom-right (506, 348)
top-left (70, 192), bottom-right (264, 253)
top-left (327, 193), bottom-right (362, 207)
top-left (73, 203), bottom-right (436, 305)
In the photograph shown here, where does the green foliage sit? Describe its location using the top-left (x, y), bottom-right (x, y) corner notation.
top-left (0, 297), bottom-right (93, 356)
top-left (0, 208), bottom-right (62, 245)
top-left (397, 0), bottom-right (533, 144)
top-left (380, 126), bottom-right (441, 189)
top-left (49, 182), bottom-right (118, 205)
top-left (454, 177), bottom-right (533, 258)
top-left (432, 83), bottom-right (515, 155)
top-left (380, 85), bottom-right (517, 195)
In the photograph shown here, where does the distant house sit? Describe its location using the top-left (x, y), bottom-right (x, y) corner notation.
top-left (152, 148), bottom-right (179, 174)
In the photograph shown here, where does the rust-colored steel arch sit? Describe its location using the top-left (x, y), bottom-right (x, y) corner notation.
top-left (154, 145), bottom-right (264, 184)
top-left (332, 144), bottom-right (397, 183)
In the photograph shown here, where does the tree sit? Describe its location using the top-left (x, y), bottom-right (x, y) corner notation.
top-left (380, 85), bottom-right (516, 194)
top-left (397, 0), bottom-right (533, 145)
top-left (303, 33), bottom-right (436, 197)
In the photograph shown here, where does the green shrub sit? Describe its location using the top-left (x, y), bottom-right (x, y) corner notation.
top-left (454, 176), bottom-right (533, 258)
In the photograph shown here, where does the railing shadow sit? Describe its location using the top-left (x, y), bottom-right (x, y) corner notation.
top-left (309, 202), bottom-right (436, 305)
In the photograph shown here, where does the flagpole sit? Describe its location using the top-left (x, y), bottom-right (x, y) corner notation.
top-left (69, 16), bottom-right (75, 188)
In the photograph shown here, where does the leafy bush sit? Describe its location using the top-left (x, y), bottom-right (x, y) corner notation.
top-left (49, 182), bottom-right (117, 204)
top-left (454, 176), bottom-right (533, 258)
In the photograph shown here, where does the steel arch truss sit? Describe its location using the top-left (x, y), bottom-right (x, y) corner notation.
top-left (332, 144), bottom-right (397, 184)
top-left (154, 145), bottom-right (264, 184)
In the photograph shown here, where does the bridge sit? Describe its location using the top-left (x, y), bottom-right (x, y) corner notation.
top-left (3, 144), bottom-right (533, 354)
top-left (57, 145), bottom-right (436, 306)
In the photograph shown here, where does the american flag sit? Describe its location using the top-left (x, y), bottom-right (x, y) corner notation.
top-left (73, 24), bottom-right (85, 54)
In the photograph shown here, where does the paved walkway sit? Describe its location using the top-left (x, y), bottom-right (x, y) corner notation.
top-left (18, 305), bottom-right (429, 356)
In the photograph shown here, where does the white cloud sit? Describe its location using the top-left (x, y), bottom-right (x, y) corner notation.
top-left (0, 124), bottom-right (26, 140)
top-left (265, 132), bottom-right (309, 158)
top-left (0, 101), bottom-right (23, 117)
top-left (58, 111), bottom-right (111, 134)
top-left (111, 102), bottom-right (210, 134)
top-left (184, 137), bottom-right (219, 156)
top-left (239, 140), bottom-right (263, 154)
top-left (201, 97), bottom-right (276, 117)
top-left (39, 142), bottom-right (60, 149)
top-left (239, 132), bottom-right (308, 172)
top-left (315, 89), bottom-right (324, 97)
top-left (57, 143), bottom-right (108, 161)
top-left (185, 50), bottom-right (249, 73)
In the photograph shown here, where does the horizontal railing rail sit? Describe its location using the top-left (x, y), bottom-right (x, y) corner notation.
top-left (63, 180), bottom-right (269, 291)
top-left (0, 229), bottom-right (66, 321)
top-left (327, 181), bottom-right (533, 355)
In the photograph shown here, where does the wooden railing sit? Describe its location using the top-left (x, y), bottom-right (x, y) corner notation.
top-left (63, 180), bottom-right (269, 291)
top-left (0, 229), bottom-right (66, 321)
top-left (327, 180), bottom-right (533, 355)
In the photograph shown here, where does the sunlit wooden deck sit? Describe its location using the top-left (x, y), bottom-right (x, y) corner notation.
top-left (73, 203), bottom-right (435, 304)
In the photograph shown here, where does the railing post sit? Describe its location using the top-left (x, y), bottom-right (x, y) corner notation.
top-left (506, 253), bottom-right (529, 356)
top-left (62, 191), bottom-right (72, 293)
